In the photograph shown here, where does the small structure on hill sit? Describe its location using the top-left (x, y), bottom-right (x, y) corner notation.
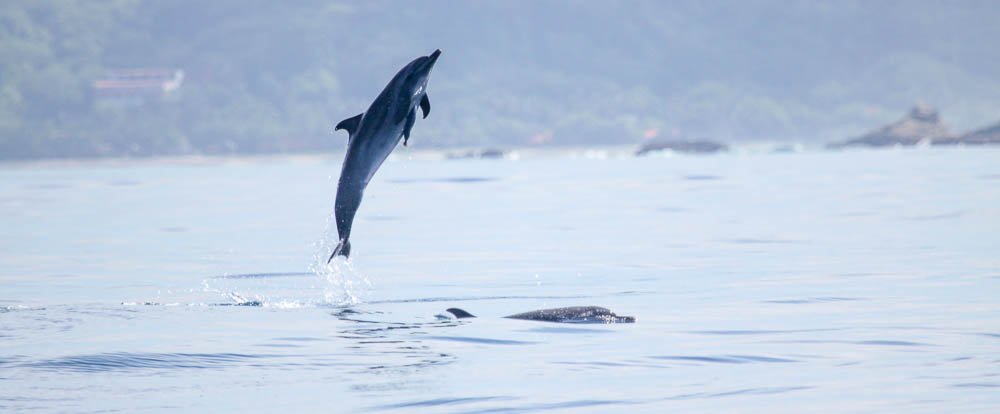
top-left (93, 68), bottom-right (185, 104)
top-left (829, 104), bottom-right (954, 148)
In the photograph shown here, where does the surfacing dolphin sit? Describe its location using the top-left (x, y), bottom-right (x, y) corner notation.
top-left (446, 306), bottom-right (636, 324)
top-left (328, 49), bottom-right (441, 262)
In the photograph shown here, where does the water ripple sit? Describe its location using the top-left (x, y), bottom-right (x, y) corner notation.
top-left (855, 340), bottom-right (929, 347)
top-left (651, 355), bottom-right (798, 364)
top-left (724, 238), bottom-right (804, 245)
top-left (667, 386), bottom-right (813, 400)
top-left (423, 336), bottom-right (536, 346)
top-left (952, 382), bottom-right (999, 388)
top-left (0, 355), bottom-right (25, 367)
top-left (388, 177), bottom-right (498, 184)
top-left (368, 294), bottom-right (591, 305)
top-left (553, 360), bottom-right (661, 370)
top-left (333, 311), bottom-right (462, 371)
top-left (763, 297), bottom-right (861, 304)
top-left (272, 336), bottom-right (326, 342)
top-left (457, 399), bottom-right (635, 413)
top-left (903, 211), bottom-right (966, 221)
top-left (23, 352), bottom-right (285, 373)
top-left (690, 328), bottom-right (843, 336)
top-left (372, 396), bottom-right (512, 410)
top-left (770, 339), bottom-right (933, 347)
top-left (521, 326), bottom-right (611, 334)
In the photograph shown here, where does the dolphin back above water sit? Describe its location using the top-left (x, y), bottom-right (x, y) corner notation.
top-left (446, 306), bottom-right (636, 324)
top-left (328, 49), bottom-right (441, 261)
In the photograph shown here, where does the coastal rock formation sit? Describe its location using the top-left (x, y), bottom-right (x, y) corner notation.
top-left (636, 139), bottom-right (728, 156)
top-left (830, 104), bottom-right (954, 148)
top-left (445, 148), bottom-right (507, 160)
top-left (934, 120), bottom-right (1000, 146)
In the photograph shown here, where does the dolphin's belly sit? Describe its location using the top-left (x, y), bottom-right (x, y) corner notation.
top-left (342, 127), bottom-right (404, 186)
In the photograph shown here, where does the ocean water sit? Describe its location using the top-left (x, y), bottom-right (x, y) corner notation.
top-left (1, 147), bottom-right (999, 412)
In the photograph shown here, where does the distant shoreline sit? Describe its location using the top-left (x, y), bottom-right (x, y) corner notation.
top-left (4, 142), bottom-right (999, 170)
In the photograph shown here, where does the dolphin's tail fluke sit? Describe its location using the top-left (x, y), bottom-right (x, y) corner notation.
top-left (327, 239), bottom-right (351, 262)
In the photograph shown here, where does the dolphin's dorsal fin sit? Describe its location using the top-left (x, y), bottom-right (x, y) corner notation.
top-left (402, 108), bottom-right (416, 146)
top-left (335, 113), bottom-right (364, 138)
top-left (419, 94), bottom-right (430, 119)
top-left (446, 308), bottom-right (476, 319)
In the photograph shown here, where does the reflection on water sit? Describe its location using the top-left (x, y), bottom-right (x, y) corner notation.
top-left (388, 176), bottom-right (499, 184)
top-left (651, 355), bottom-right (798, 364)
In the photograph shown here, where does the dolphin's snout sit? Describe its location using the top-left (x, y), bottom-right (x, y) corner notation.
top-left (425, 49), bottom-right (441, 67)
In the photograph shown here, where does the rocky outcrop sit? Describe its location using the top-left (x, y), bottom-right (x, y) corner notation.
top-left (445, 148), bottom-right (507, 160)
top-left (830, 104), bottom-right (954, 148)
top-left (635, 139), bottom-right (728, 156)
top-left (933, 121), bottom-right (1000, 146)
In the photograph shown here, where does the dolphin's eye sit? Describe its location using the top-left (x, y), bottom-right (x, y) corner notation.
top-left (413, 85), bottom-right (423, 96)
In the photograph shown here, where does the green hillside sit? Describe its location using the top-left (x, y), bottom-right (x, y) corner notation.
top-left (1, 0), bottom-right (998, 159)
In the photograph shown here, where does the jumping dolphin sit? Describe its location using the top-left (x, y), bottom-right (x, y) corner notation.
top-left (327, 49), bottom-right (441, 262)
top-left (445, 306), bottom-right (636, 324)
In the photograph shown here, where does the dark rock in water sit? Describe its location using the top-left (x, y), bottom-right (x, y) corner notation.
top-left (636, 140), bottom-right (727, 156)
top-left (771, 144), bottom-right (804, 153)
top-left (933, 120), bottom-right (1000, 146)
top-left (212, 300), bottom-right (263, 307)
top-left (446, 148), bottom-right (507, 160)
top-left (829, 104), bottom-right (954, 148)
top-left (446, 306), bottom-right (635, 324)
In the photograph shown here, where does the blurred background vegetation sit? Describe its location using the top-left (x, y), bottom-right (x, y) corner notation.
top-left (1, 0), bottom-right (998, 160)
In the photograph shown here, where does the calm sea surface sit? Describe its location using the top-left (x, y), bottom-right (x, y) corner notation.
top-left (2, 147), bottom-right (999, 412)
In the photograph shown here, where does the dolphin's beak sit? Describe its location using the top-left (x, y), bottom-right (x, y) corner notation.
top-left (425, 49), bottom-right (441, 69)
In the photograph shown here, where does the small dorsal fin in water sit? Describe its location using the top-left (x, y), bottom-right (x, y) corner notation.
top-left (446, 308), bottom-right (476, 319)
top-left (335, 113), bottom-right (364, 138)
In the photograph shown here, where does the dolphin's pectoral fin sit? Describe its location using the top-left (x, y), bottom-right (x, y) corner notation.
top-left (335, 113), bottom-right (364, 138)
top-left (419, 94), bottom-right (430, 118)
top-left (402, 108), bottom-right (416, 146)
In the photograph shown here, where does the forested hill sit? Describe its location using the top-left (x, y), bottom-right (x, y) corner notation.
top-left (2, 0), bottom-right (999, 160)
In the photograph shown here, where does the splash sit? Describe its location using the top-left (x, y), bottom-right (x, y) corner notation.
top-left (190, 185), bottom-right (374, 308)
top-left (198, 267), bottom-right (369, 309)
top-left (310, 214), bottom-right (372, 307)
top-left (310, 255), bottom-right (372, 307)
